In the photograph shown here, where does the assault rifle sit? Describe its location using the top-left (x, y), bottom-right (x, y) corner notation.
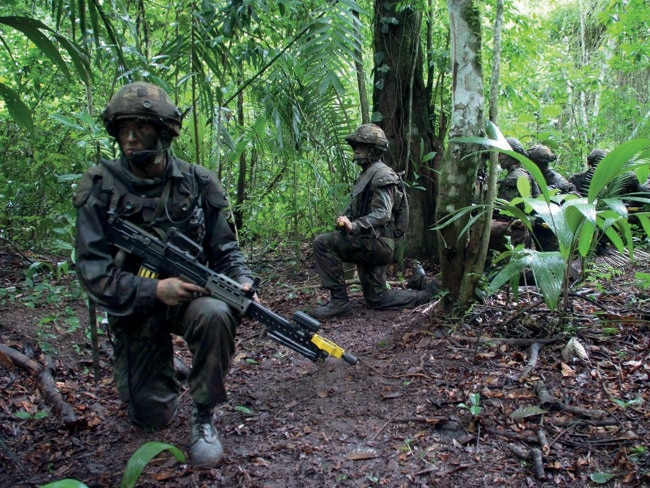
top-left (106, 217), bottom-right (357, 365)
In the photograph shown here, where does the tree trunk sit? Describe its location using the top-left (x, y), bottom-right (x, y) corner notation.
top-left (353, 9), bottom-right (370, 124)
top-left (372, 1), bottom-right (443, 258)
top-left (436, 0), bottom-right (484, 311)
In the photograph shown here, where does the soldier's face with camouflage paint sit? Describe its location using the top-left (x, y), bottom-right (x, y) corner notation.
top-left (498, 153), bottom-right (518, 172)
top-left (117, 118), bottom-right (158, 158)
top-left (352, 144), bottom-right (371, 166)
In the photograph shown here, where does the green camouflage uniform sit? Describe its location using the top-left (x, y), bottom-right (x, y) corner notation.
top-left (490, 166), bottom-right (541, 250)
top-left (498, 166), bottom-right (541, 201)
top-left (541, 168), bottom-right (575, 193)
top-left (313, 161), bottom-right (432, 309)
top-left (74, 156), bottom-right (253, 429)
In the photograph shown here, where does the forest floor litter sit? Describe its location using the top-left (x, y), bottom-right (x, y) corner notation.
top-left (0, 242), bottom-right (648, 487)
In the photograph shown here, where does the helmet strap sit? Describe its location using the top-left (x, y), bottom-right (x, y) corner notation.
top-left (125, 137), bottom-right (168, 168)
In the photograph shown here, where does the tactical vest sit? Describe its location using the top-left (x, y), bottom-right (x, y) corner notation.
top-left (349, 161), bottom-right (409, 238)
top-left (74, 157), bottom-right (226, 245)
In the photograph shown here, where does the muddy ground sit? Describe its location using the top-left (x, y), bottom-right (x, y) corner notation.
top-left (0, 242), bottom-right (648, 487)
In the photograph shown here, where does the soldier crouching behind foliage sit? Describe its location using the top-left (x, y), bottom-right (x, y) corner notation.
top-left (527, 144), bottom-right (576, 194)
top-left (489, 137), bottom-right (540, 252)
top-left (73, 82), bottom-right (257, 467)
top-left (308, 124), bottom-right (440, 319)
top-left (570, 148), bottom-right (648, 201)
top-left (569, 149), bottom-right (609, 197)
top-left (526, 144), bottom-right (576, 252)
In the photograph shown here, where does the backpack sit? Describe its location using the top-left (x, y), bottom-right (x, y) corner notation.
top-left (392, 171), bottom-right (410, 238)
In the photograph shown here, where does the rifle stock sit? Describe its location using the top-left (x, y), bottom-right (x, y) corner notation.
top-left (106, 217), bottom-right (357, 365)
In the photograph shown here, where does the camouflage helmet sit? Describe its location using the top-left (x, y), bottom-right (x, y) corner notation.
top-left (101, 82), bottom-right (183, 138)
top-left (587, 149), bottom-right (609, 167)
top-left (528, 144), bottom-right (557, 166)
top-left (345, 124), bottom-right (389, 151)
top-left (506, 137), bottom-right (528, 157)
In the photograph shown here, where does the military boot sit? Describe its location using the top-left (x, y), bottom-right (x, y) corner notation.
top-left (191, 403), bottom-right (224, 466)
top-left (423, 278), bottom-right (441, 296)
top-left (309, 296), bottom-right (352, 319)
top-left (174, 357), bottom-right (190, 382)
top-left (407, 263), bottom-right (426, 290)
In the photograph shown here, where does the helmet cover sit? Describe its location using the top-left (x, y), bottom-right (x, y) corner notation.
top-left (345, 124), bottom-right (389, 151)
top-left (528, 144), bottom-right (557, 166)
top-left (587, 149), bottom-right (609, 167)
top-left (101, 82), bottom-right (183, 138)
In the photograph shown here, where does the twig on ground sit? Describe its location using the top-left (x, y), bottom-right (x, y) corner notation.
top-left (508, 443), bottom-right (545, 479)
top-left (535, 380), bottom-right (560, 409)
top-left (451, 335), bottom-right (563, 346)
top-left (499, 298), bottom-right (545, 327)
top-left (367, 412), bottom-right (400, 442)
top-left (537, 428), bottom-right (550, 455)
top-left (0, 344), bottom-right (78, 426)
top-left (518, 342), bottom-right (542, 382)
top-left (535, 380), bottom-right (609, 418)
top-left (0, 434), bottom-right (25, 475)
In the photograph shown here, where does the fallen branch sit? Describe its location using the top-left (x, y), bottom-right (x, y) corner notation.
top-left (366, 412), bottom-right (400, 442)
top-left (537, 428), bottom-right (550, 455)
top-left (0, 344), bottom-right (77, 426)
top-left (536, 380), bottom-right (608, 418)
top-left (390, 416), bottom-right (447, 424)
top-left (489, 427), bottom-right (629, 450)
top-left (451, 335), bottom-right (563, 347)
top-left (518, 342), bottom-right (542, 382)
top-left (535, 380), bottom-right (561, 410)
top-left (508, 443), bottom-right (545, 479)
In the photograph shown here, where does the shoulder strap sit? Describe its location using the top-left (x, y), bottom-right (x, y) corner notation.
top-left (351, 163), bottom-right (384, 199)
top-left (100, 160), bottom-right (135, 212)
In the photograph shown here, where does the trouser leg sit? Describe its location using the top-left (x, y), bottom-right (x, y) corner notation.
top-left (176, 297), bottom-right (238, 408)
top-left (360, 260), bottom-right (431, 310)
top-left (110, 313), bottom-right (179, 429)
top-left (354, 239), bottom-right (430, 309)
top-left (313, 232), bottom-right (395, 291)
top-left (313, 231), bottom-right (350, 298)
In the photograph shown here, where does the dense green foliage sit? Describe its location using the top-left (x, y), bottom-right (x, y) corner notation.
top-left (0, 0), bottom-right (648, 272)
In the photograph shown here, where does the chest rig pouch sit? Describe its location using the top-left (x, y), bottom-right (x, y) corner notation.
top-left (100, 159), bottom-right (208, 248)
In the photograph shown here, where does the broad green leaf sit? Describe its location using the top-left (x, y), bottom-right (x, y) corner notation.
top-left (52, 33), bottom-right (92, 84)
top-left (432, 205), bottom-right (490, 243)
top-left (523, 198), bottom-right (574, 256)
top-left (509, 406), bottom-right (548, 419)
top-left (487, 248), bottom-right (537, 294)
top-left (455, 131), bottom-right (553, 202)
top-left (488, 250), bottom-right (564, 311)
top-left (634, 213), bottom-right (650, 237)
top-left (528, 252), bottom-right (565, 310)
top-left (577, 221), bottom-right (596, 257)
top-left (0, 16), bottom-right (71, 78)
top-left (602, 198), bottom-right (629, 217)
top-left (589, 471), bottom-right (615, 484)
top-left (38, 480), bottom-right (89, 488)
top-left (50, 114), bottom-right (85, 131)
top-left (121, 442), bottom-right (186, 488)
top-left (600, 217), bottom-right (633, 255)
top-left (0, 83), bottom-right (33, 133)
top-left (588, 139), bottom-right (650, 202)
top-left (564, 199), bottom-right (597, 235)
top-left (496, 203), bottom-right (533, 230)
